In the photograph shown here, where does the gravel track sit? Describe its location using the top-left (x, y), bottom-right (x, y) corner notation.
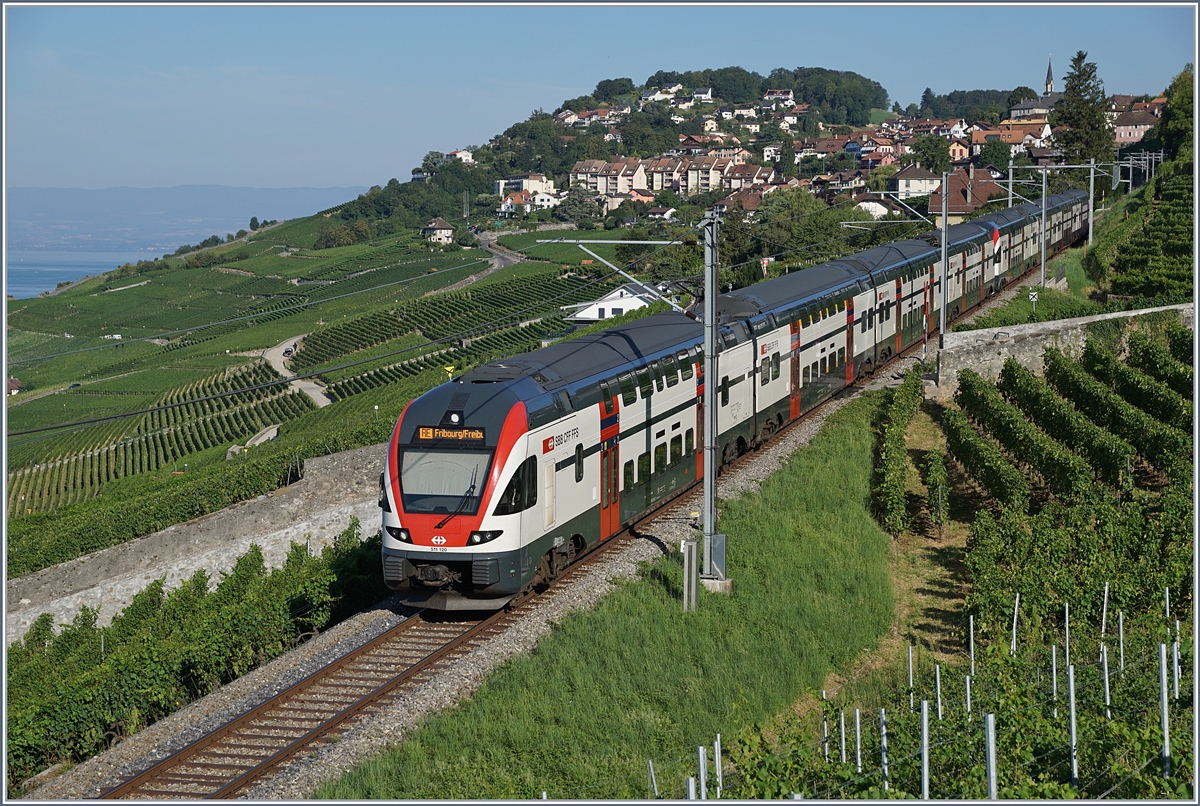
top-left (24, 357), bottom-right (921, 801)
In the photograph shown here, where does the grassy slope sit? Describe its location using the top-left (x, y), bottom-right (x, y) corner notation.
top-left (319, 393), bottom-right (893, 799)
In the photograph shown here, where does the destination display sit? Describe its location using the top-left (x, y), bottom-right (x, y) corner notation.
top-left (417, 426), bottom-right (486, 442)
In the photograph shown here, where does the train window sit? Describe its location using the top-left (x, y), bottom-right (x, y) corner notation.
top-left (760, 357), bottom-right (770, 386)
top-left (679, 351), bottom-right (693, 380)
top-left (624, 460), bottom-right (634, 491)
top-left (654, 443), bottom-right (667, 474)
top-left (493, 456), bottom-right (538, 516)
top-left (652, 361), bottom-right (665, 393)
top-left (600, 379), bottom-right (615, 415)
top-left (720, 376), bottom-right (729, 406)
top-left (618, 372), bottom-right (636, 406)
top-left (601, 454), bottom-right (609, 508)
top-left (802, 364), bottom-right (810, 384)
top-left (861, 313), bottom-right (868, 333)
top-left (636, 367), bottom-right (653, 399)
top-left (772, 352), bottom-right (781, 381)
top-left (670, 435), bottom-right (683, 465)
top-left (575, 444), bottom-right (583, 483)
top-left (638, 452), bottom-right (650, 483)
top-left (685, 428), bottom-right (694, 455)
top-left (811, 361), bottom-right (818, 379)
top-left (663, 355), bottom-right (680, 387)
top-left (838, 347), bottom-right (846, 367)
top-left (821, 356), bottom-right (828, 375)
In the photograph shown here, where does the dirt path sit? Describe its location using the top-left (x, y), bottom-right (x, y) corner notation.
top-left (262, 335), bottom-right (331, 408)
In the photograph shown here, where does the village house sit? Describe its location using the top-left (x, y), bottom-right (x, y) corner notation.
top-left (859, 151), bottom-right (897, 169)
top-left (693, 87), bottom-right (714, 102)
top-left (888, 163), bottom-right (942, 199)
top-left (1009, 58), bottom-right (1062, 121)
top-left (1114, 109), bottom-right (1158, 144)
top-left (642, 156), bottom-right (688, 192)
top-left (553, 109), bottom-right (579, 126)
top-left (647, 206), bottom-right (677, 220)
top-left (724, 162), bottom-right (773, 190)
top-left (494, 173), bottom-right (556, 197)
top-left (928, 165), bottom-right (1005, 224)
top-left (682, 155), bottom-right (732, 195)
top-left (948, 137), bottom-right (972, 163)
top-left (8, 378), bottom-right (22, 396)
top-left (446, 149), bottom-right (474, 165)
top-left (713, 186), bottom-right (774, 217)
top-left (561, 284), bottom-right (660, 324)
top-left (421, 218), bottom-right (455, 245)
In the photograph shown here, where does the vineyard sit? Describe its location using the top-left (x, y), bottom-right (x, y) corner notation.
top-left (731, 323), bottom-right (1194, 799)
top-left (290, 269), bottom-right (612, 371)
top-left (6, 518), bottom-right (392, 795)
top-left (6, 362), bottom-right (315, 517)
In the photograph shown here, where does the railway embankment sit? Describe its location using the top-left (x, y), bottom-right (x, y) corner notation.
top-left (5, 443), bottom-right (384, 646)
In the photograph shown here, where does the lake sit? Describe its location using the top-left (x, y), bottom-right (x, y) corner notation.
top-left (5, 250), bottom-right (162, 300)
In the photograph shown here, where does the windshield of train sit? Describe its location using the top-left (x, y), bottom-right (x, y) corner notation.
top-left (398, 449), bottom-right (492, 515)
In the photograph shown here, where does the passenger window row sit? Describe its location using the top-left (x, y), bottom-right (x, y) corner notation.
top-left (621, 427), bottom-right (696, 490)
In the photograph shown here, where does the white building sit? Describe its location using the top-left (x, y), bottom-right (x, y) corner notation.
top-left (560, 284), bottom-right (659, 323)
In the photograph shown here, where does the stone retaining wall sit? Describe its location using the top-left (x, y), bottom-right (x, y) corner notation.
top-left (931, 302), bottom-right (1193, 403)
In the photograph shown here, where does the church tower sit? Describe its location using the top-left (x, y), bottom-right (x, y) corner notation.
top-left (1045, 55), bottom-right (1054, 96)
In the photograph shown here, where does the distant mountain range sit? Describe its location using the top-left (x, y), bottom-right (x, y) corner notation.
top-left (7, 185), bottom-right (370, 253)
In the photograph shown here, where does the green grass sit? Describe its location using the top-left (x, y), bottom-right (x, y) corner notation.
top-left (868, 108), bottom-right (900, 125)
top-left (318, 393), bottom-right (893, 800)
top-left (499, 230), bottom-right (622, 266)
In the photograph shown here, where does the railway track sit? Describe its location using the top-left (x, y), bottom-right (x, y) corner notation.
top-left (98, 537), bottom-right (627, 800)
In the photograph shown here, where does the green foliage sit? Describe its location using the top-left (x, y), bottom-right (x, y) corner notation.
top-left (593, 77), bottom-right (635, 102)
top-left (997, 358), bottom-right (1136, 491)
top-left (920, 449), bottom-right (950, 532)
top-left (976, 139), bottom-right (1014, 172)
top-left (872, 370), bottom-right (923, 537)
top-left (5, 519), bottom-right (390, 792)
top-left (1081, 341), bottom-right (1192, 431)
top-left (905, 134), bottom-right (950, 175)
top-left (1146, 64), bottom-right (1194, 159)
top-left (1051, 51), bottom-right (1115, 167)
top-left (1164, 320), bottom-right (1193, 365)
top-left (941, 407), bottom-right (1030, 513)
top-left (1042, 347), bottom-right (1192, 480)
top-left (1105, 160), bottom-right (1193, 302)
top-left (1007, 86), bottom-right (1039, 109)
top-left (956, 369), bottom-right (1097, 503)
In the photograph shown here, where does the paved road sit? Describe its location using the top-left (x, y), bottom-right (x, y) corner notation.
top-left (263, 335), bottom-right (331, 408)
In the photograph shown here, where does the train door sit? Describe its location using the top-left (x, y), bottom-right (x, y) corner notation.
top-left (598, 379), bottom-right (622, 538)
top-left (789, 319), bottom-right (801, 419)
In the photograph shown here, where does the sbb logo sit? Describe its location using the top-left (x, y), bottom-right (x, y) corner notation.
top-left (543, 436), bottom-right (556, 453)
top-left (431, 535), bottom-right (446, 545)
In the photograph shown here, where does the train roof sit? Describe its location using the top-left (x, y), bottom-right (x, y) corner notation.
top-left (719, 261), bottom-right (867, 317)
top-left (459, 310), bottom-right (702, 391)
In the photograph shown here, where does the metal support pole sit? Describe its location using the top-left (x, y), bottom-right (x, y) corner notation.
top-left (687, 777), bottom-right (696, 800)
top-left (714, 734), bottom-right (722, 798)
top-left (1040, 169), bottom-right (1047, 289)
top-left (1010, 592), bottom-right (1020, 656)
top-left (966, 674), bottom-right (972, 721)
top-left (908, 645), bottom-right (914, 712)
top-left (1102, 643), bottom-right (1111, 719)
top-left (1007, 160), bottom-right (1013, 208)
top-left (855, 708), bottom-right (862, 772)
top-left (839, 710), bottom-right (846, 764)
top-left (648, 760), bottom-right (659, 799)
top-left (1052, 645), bottom-right (1058, 718)
top-left (682, 540), bottom-right (698, 611)
top-left (921, 700), bottom-right (930, 799)
top-left (1160, 644), bottom-right (1171, 778)
top-left (1173, 640), bottom-right (1180, 700)
top-left (880, 708), bottom-right (889, 791)
top-left (935, 664), bottom-right (943, 720)
top-left (1165, 587), bottom-right (1170, 621)
top-left (698, 746), bottom-right (707, 799)
top-left (1068, 665), bottom-right (1078, 788)
top-left (985, 713), bottom-right (998, 800)
top-left (821, 691), bottom-right (829, 762)
top-left (1088, 158), bottom-right (1095, 246)
top-left (701, 213), bottom-right (719, 579)
top-left (939, 172), bottom-right (949, 346)
top-left (1101, 581), bottom-right (1109, 638)
top-left (970, 614), bottom-right (976, 677)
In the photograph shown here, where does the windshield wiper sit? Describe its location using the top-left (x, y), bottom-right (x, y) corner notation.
top-left (435, 466), bottom-right (479, 529)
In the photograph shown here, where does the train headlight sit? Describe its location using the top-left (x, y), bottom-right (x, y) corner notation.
top-left (468, 530), bottom-right (503, 545)
top-left (386, 525), bottom-right (412, 543)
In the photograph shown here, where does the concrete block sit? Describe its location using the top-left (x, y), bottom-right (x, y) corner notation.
top-left (701, 578), bottom-right (734, 595)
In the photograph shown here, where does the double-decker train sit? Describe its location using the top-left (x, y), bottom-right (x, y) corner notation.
top-left (380, 189), bottom-right (1089, 609)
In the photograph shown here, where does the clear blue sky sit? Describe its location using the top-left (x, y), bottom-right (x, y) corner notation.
top-left (5, 3), bottom-right (1194, 189)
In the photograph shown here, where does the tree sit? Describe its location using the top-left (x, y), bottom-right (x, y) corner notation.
top-left (553, 183), bottom-right (600, 223)
top-left (977, 140), bottom-right (1014, 171)
top-left (421, 151), bottom-right (446, 173)
top-left (892, 101), bottom-right (903, 114)
top-left (866, 165), bottom-right (898, 192)
top-left (249, 216), bottom-right (259, 230)
top-left (594, 78), bottom-right (635, 102)
top-left (907, 134), bottom-right (950, 175)
top-left (1051, 51), bottom-right (1114, 167)
top-left (1007, 86), bottom-right (1039, 109)
top-left (1155, 63), bottom-right (1193, 158)
top-left (778, 138), bottom-right (797, 177)
top-left (905, 103), bottom-right (919, 117)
